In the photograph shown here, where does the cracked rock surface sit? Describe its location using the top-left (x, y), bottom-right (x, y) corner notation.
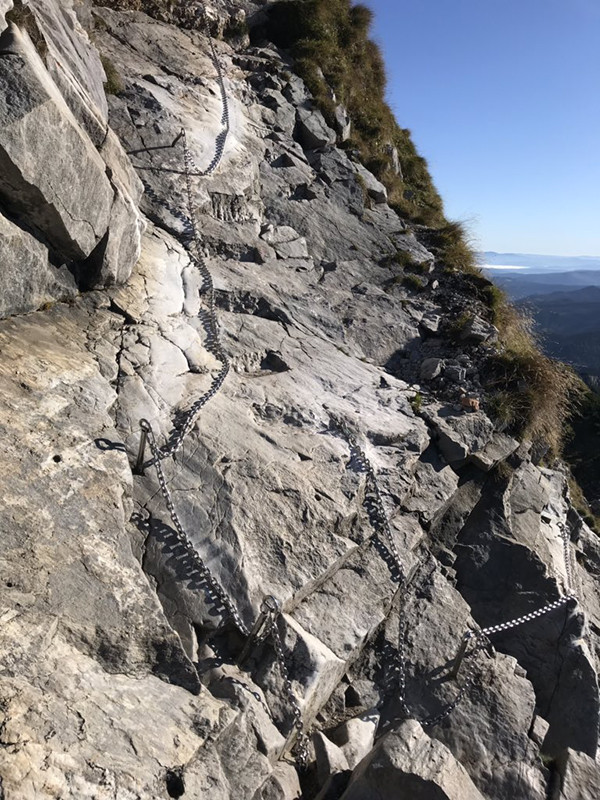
top-left (0, 2), bottom-right (599, 799)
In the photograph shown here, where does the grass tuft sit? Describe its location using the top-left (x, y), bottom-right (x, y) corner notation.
top-left (428, 221), bottom-right (480, 275)
top-left (485, 304), bottom-right (582, 457)
top-left (403, 274), bottom-right (426, 292)
top-left (100, 54), bottom-right (125, 95)
top-left (263, 0), bottom-right (445, 226)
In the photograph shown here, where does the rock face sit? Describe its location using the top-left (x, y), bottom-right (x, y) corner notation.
top-left (0, 2), bottom-right (599, 799)
top-left (0, 3), bottom-right (142, 319)
top-left (340, 721), bottom-right (486, 800)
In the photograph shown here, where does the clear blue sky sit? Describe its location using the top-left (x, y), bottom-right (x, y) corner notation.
top-left (364, 0), bottom-right (600, 256)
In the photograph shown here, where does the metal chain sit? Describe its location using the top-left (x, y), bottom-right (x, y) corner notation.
top-left (142, 419), bottom-right (249, 637)
top-left (143, 22), bottom-right (232, 462)
top-left (333, 418), bottom-right (406, 583)
top-left (130, 17), bottom-right (583, 763)
top-left (560, 520), bottom-right (575, 595)
top-left (132, 27), bottom-right (309, 770)
top-left (335, 417), bottom-right (578, 727)
top-left (395, 624), bottom-right (489, 728)
top-left (265, 609), bottom-right (310, 771)
top-left (479, 595), bottom-right (574, 638)
top-left (221, 676), bottom-right (275, 721)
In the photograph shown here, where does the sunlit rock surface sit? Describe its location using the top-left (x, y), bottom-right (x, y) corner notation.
top-left (0, 2), bottom-right (598, 798)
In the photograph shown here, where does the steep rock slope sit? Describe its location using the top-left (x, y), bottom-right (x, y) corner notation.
top-left (0, 2), bottom-right (599, 799)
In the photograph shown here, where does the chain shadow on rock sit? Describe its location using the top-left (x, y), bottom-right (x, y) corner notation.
top-left (131, 511), bottom-right (244, 662)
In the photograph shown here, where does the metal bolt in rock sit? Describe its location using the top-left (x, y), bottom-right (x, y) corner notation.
top-left (450, 630), bottom-right (476, 680)
top-left (237, 595), bottom-right (280, 667)
top-left (133, 418), bottom-right (151, 475)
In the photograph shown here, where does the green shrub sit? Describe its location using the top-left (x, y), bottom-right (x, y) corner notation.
top-left (448, 311), bottom-right (473, 338)
top-left (411, 392), bottom-right (423, 413)
top-left (100, 55), bottom-right (125, 95)
top-left (380, 250), bottom-right (415, 270)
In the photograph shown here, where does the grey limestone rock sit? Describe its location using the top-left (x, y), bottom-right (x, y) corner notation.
top-left (424, 402), bottom-right (496, 464)
top-left (0, 0), bottom-right (12, 32)
top-left (334, 103), bottom-right (351, 141)
top-left (420, 311), bottom-right (442, 334)
top-left (0, 3), bottom-right (598, 798)
top-left (421, 356), bottom-right (444, 380)
top-left (330, 709), bottom-right (380, 770)
top-left (340, 721), bottom-right (486, 800)
top-left (295, 104), bottom-right (337, 149)
top-left (0, 211), bottom-right (77, 318)
top-left (26, 0), bottom-right (109, 141)
top-left (0, 23), bottom-right (113, 260)
top-left (469, 431), bottom-right (520, 471)
top-left (461, 314), bottom-right (499, 344)
top-left (353, 161), bottom-right (388, 203)
top-left (445, 363), bottom-right (467, 383)
top-left (262, 224), bottom-right (310, 259)
top-left (553, 749), bottom-right (600, 800)
top-left (385, 142), bottom-right (402, 177)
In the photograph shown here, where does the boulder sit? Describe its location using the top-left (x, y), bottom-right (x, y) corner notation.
top-left (423, 403), bottom-right (495, 464)
top-left (295, 105), bottom-right (336, 149)
top-left (402, 448), bottom-right (460, 523)
top-left (445, 364), bottom-right (467, 383)
top-left (469, 432), bottom-right (520, 471)
top-left (330, 709), bottom-right (380, 770)
top-left (460, 315), bottom-right (499, 344)
top-left (553, 749), bottom-right (600, 800)
top-left (1, 0), bottom-right (13, 33)
top-left (340, 721), bottom-right (486, 800)
top-left (97, 129), bottom-right (145, 285)
top-left (334, 104), bottom-right (352, 141)
top-left (0, 212), bottom-right (77, 318)
top-left (354, 162), bottom-right (388, 203)
top-left (460, 395), bottom-right (480, 412)
top-left (385, 142), bottom-right (402, 177)
top-left (421, 357), bottom-right (444, 380)
top-left (420, 311), bottom-right (442, 334)
top-left (0, 24), bottom-right (113, 261)
top-left (261, 225), bottom-right (310, 259)
top-left (314, 731), bottom-right (349, 785)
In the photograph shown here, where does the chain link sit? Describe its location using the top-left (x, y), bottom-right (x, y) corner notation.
top-left (144, 22), bottom-right (232, 462)
top-left (333, 418), bottom-right (405, 583)
top-left (265, 609), bottom-right (310, 770)
top-left (132, 27), bottom-right (310, 769)
top-left (395, 625), bottom-right (489, 728)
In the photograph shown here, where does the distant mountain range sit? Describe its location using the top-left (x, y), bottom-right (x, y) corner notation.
top-left (482, 252), bottom-right (600, 271)
top-left (486, 269), bottom-right (600, 300)
top-left (485, 266), bottom-right (600, 385)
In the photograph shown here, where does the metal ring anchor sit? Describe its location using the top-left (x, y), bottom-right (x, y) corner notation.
top-left (133, 418), bottom-right (152, 475)
top-left (237, 595), bottom-right (280, 668)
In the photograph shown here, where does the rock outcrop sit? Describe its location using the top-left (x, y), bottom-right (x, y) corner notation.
top-left (0, 2), bottom-right (598, 799)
